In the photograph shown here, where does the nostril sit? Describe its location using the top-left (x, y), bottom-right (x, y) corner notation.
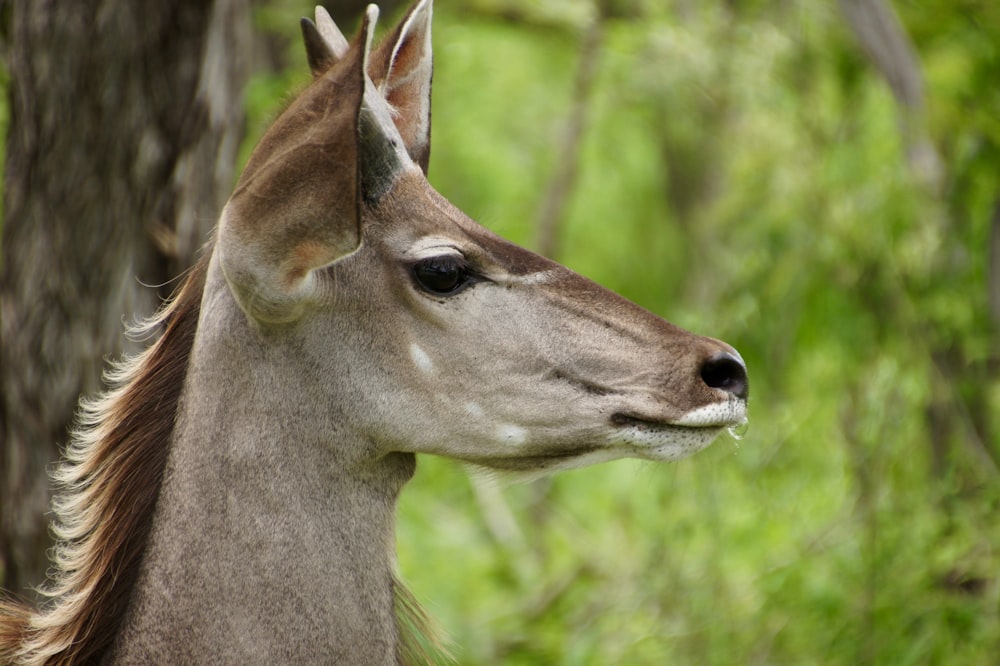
top-left (700, 352), bottom-right (749, 400)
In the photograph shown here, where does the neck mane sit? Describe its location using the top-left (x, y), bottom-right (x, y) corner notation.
top-left (2, 254), bottom-right (208, 665)
top-left (0, 250), bottom-right (445, 665)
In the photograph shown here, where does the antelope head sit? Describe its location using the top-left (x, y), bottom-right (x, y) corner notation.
top-left (215, 1), bottom-right (748, 475)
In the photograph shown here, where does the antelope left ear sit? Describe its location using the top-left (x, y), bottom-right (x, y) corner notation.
top-left (371, 0), bottom-right (434, 173)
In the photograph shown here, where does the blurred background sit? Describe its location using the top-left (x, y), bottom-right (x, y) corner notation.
top-left (2, 0), bottom-right (998, 663)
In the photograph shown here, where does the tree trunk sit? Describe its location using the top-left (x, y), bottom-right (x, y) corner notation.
top-left (0, 0), bottom-right (250, 596)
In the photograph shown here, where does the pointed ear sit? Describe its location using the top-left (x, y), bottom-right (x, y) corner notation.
top-left (301, 18), bottom-right (336, 77)
top-left (302, 2), bottom-right (434, 174)
top-left (218, 14), bottom-right (364, 324)
top-left (357, 6), bottom-right (418, 202)
top-left (300, 6), bottom-right (349, 77)
top-left (219, 4), bottom-right (416, 324)
top-left (371, 0), bottom-right (434, 173)
top-left (314, 6), bottom-right (350, 57)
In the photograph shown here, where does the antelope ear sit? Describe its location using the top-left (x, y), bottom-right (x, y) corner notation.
top-left (301, 6), bottom-right (349, 76)
top-left (301, 19), bottom-right (336, 77)
top-left (218, 6), bottom-right (412, 324)
top-left (357, 6), bottom-right (418, 203)
top-left (371, 0), bottom-right (434, 173)
top-left (302, 2), bottom-right (434, 173)
top-left (314, 6), bottom-right (350, 58)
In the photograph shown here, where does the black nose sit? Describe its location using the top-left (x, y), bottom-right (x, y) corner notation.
top-left (700, 351), bottom-right (749, 400)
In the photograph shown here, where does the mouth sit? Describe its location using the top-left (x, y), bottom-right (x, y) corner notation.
top-left (610, 412), bottom-right (695, 431)
top-left (609, 405), bottom-right (746, 461)
top-left (610, 408), bottom-right (743, 432)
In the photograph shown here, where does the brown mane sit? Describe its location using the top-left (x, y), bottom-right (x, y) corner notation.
top-left (0, 253), bottom-right (209, 665)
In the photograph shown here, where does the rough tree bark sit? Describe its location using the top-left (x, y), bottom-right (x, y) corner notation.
top-left (0, 0), bottom-right (251, 595)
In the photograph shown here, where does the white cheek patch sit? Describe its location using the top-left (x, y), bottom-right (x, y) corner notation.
top-left (409, 343), bottom-right (434, 375)
top-left (496, 424), bottom-right (527, 446)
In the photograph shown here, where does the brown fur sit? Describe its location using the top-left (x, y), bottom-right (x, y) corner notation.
top-left (0, 255), bottom-right (207, 665)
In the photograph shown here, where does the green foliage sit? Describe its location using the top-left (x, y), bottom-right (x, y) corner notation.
top-left (252, 1), bottom-right (1000, 663)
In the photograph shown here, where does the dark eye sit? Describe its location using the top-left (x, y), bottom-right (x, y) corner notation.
top-left (412, 256), bottom-right (472, 295)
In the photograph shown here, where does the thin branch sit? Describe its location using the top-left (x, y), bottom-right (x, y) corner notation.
top-left (533, 5), bottom-right (607, 259)
top-left (838, 0), bottom-right (942, 189)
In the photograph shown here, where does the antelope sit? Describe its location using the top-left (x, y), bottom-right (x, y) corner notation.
top-left (0, 2), bottom-right (748, 663)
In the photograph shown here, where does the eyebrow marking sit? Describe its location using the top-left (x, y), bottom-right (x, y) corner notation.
top-left (407, 236), bottom-right (464, 261)
top-left (505, 269), bottom-right (557, 286)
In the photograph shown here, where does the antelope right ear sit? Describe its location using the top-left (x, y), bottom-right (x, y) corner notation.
top-left (303, 2), bottom-right (434, 174)
top-left (370, 0), bottom-right (434, 172)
